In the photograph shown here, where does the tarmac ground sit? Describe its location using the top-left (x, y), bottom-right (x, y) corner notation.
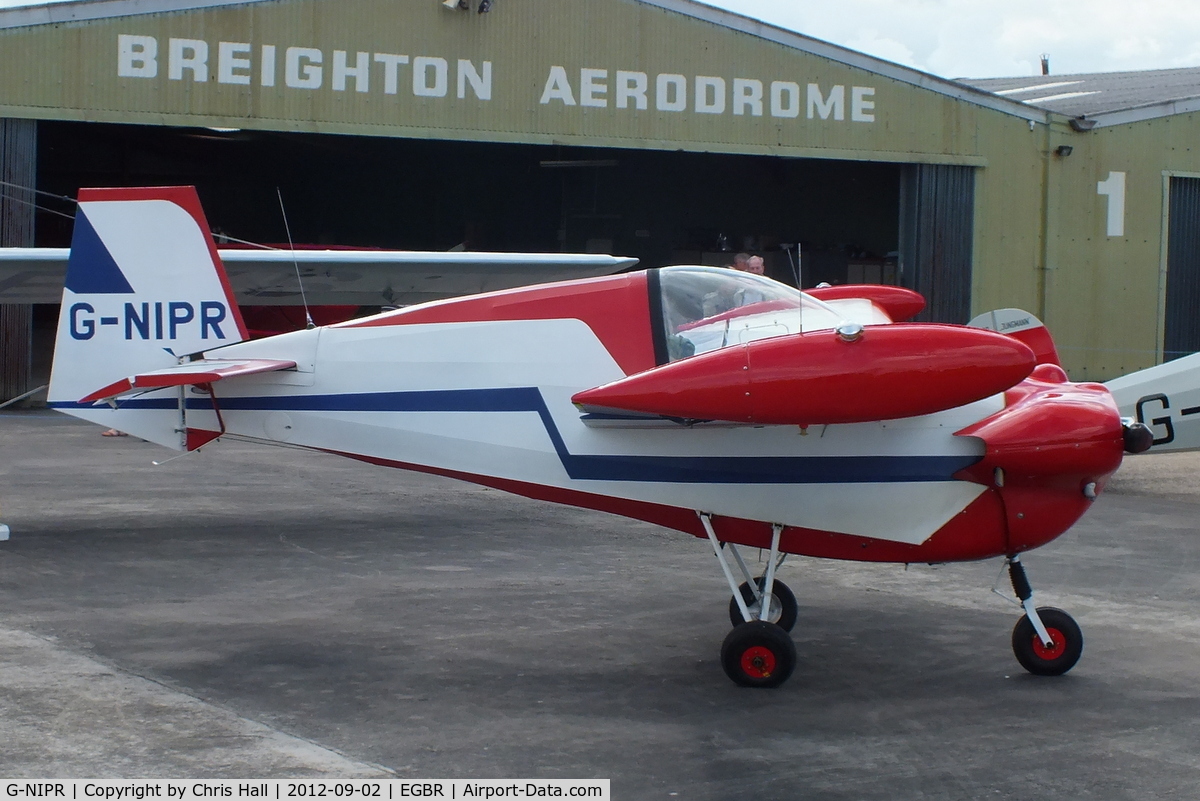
top-left (2, 409), bottom-right (1200, 799)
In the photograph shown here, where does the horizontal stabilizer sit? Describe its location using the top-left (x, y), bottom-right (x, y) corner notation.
top-left (80, 359), bottom-right (296, 403)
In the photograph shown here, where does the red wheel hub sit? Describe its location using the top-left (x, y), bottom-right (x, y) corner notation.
top-left (1031, 627), bottom-right (1067, 660)
top-left (740, 646), bottom-right (776, 678)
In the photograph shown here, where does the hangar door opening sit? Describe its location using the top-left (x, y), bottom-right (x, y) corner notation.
top-left (34, 121), bottom-right (907, 292)
top-left (898, 164), bottom-right (976, 324)
top-left (1164, 176), bottom-right (1200, 361)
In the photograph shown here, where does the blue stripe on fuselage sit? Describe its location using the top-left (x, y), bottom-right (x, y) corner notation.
top-left (51, 388), bottom-right (980, 484)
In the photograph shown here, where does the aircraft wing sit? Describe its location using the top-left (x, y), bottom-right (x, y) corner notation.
top-left (80, 359), bottom-right (297, 403)
top-left (1106, 352), bottom-right (1200, 452)
top-left (0, 248), bottom-right (638, 305)
top-left (0, 247), bottom-right (70, 304)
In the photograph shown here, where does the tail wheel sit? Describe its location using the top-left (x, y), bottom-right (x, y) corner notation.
top-left (720, 620), bottom-right (796, 688)
top-left (728, 578), bottom-right (798, 631)
top-left (1012, 607), bottom-right (1083, 676)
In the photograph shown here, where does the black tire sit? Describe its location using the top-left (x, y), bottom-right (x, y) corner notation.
top-left (720, 620), bottom-right (797, 688)
top-left (1012, 607), bottom-right (1083, 676)
top-left (728, 578), bottom-right (798, 632)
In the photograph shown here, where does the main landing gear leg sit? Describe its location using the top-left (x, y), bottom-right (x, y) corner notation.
top-left (725, 537), bottom-right (798, 631)
top-left (1006, 555), bottom-right (1083, 676)
top-left (700, 514), bottom-right (796, 688)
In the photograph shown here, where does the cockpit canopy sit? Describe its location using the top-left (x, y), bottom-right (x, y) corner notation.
top-left (655, 266), bottom-right (849, 362)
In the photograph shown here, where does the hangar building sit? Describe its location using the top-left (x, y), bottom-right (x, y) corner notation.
top-left (1, 0), bottom-right (1199, 403)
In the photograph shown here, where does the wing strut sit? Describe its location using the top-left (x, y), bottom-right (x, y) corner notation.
top-left (701, 513), bottom-right (799, 687)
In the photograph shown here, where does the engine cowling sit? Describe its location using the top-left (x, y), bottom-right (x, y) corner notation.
top-left (954, 367), bottom-right (1126, 553)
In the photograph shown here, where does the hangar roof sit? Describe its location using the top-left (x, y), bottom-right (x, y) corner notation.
top-left (4, 0), bottom-right (1197, 133)
top-left (0, 0), bottom-right (1042, 122)
top-left (964, 67), bottom-right (1200, 127)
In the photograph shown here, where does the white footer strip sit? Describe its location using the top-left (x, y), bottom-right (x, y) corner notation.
top-left (3, 781), bottom-right (611, 801)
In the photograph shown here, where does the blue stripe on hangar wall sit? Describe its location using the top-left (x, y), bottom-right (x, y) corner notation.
top-left (51, 387), bottom-right (980, 484)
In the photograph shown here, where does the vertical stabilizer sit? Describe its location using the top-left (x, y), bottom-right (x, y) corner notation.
top-left (48, 186), bottom-right (247, 448)
top-left (968, 308), bottom-right (1062, 368)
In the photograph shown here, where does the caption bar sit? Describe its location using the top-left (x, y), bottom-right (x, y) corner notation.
top-left (2, 783), bottom-right (610, 801)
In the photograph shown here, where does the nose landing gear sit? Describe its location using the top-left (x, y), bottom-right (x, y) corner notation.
top-left (1005, 556), bottom-right (1083, 676)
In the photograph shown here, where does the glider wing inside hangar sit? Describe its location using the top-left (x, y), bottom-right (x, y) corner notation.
top-left (0, 247), bottom-right (638, 306)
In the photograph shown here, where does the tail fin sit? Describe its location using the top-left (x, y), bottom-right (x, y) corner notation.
top-left (48, 186), bottom-right (248, 448)
top-left (967, 308), bottom-right (1061, 367)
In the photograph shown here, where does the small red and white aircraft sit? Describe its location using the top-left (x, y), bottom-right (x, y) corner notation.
top-left (48, 186), bottom-right (1155, 688)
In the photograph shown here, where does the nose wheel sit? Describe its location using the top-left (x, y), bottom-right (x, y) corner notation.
top-left (1012, 607), bottom-right (1083, 675)
top-left (1005, 556), bottom-right (1084, 676)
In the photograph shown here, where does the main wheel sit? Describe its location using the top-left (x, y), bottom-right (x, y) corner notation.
top-left (728, 578), bottom-right (798, 631)
top-left (720, 620), bottom-right (797, 688)
top-left (1012, 607), bottom-right (1083, 676)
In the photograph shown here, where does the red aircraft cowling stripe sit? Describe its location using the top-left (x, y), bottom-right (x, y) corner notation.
top-left (76, 185), bottom-right (250, 341)
top-left (338, 272), bottom-right (658, 377)
top-left (322, 447), bottom-right (1017, 564)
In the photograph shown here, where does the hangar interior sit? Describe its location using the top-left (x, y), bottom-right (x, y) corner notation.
top-left (35, 121), bottom-right (904, 285)
top-left (8, 156), bottom-right (966, 398)
top-left (20, 120), bottom-right (921, 394)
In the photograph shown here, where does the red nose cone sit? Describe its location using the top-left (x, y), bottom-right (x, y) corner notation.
top-left (957, 381), bottom-right (1125, 480)
top-left (573, 324), bottom-right (1036, 425)
top-left (954, 379), bottom-right (1125, 554)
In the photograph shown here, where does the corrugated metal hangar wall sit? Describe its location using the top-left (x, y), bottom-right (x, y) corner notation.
top-left (1, 0), bottom-right (1199, 400)
top-left (0, 119), bottom-right (35, 402)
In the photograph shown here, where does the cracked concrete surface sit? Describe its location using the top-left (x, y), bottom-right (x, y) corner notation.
top-left (1, 410), bottom-right (1199, 798)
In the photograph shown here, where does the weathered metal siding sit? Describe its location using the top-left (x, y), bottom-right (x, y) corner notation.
top-left (1164, 176), bottom-right (1200, 360)
top-left (0, 117), bottom-right (35, 401)
top-left (968, 115), bottom-right (1046, 332)
top-left (0, 0), bottom-right (1019, 163)
top-left (899, 164), bottom-right (975, 323)
top-left (1036, 112), bottom-right (1200, 380)
top-left (1, 0), bottom-right (1197, 382)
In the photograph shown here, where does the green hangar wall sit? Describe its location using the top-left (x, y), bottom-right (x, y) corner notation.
top-left (0, 0), bottom-right (1196, 392)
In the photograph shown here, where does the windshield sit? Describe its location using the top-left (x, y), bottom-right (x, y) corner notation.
top-left (656, 266), bottom-right (844, 362)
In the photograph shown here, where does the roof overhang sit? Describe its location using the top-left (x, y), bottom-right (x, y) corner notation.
top-left (0, 0), bottom-right (1051, 125)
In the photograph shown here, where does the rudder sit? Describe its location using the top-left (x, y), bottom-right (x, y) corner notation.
top-left (48, 186), bottom-right (247, 448)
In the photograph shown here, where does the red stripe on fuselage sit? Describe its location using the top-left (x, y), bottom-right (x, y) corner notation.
top-left (320, 447), bottom-right (1013, 564)
top-left (338, 272), bottom-right (657, 376)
